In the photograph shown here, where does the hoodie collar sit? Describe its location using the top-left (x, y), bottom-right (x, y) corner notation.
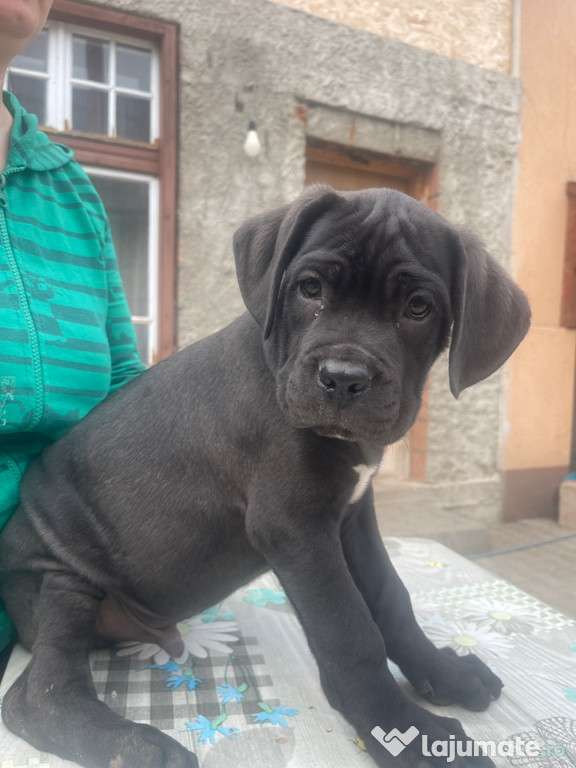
top-left (3, 90), bottom-right (73, 172)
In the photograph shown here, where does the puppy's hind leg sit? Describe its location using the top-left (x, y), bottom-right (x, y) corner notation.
top-left (2, 572), bottom-right (198, 768)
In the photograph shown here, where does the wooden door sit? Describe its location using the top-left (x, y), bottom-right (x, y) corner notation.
top-left (306, 139), bottom-right (435, 201)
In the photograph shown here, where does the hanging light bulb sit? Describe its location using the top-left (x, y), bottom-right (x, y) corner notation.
top-left (243, 120), bottom-right (262, 157)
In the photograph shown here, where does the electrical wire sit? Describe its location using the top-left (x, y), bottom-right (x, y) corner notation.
top-left (467, 532), bottom-right (576, 560)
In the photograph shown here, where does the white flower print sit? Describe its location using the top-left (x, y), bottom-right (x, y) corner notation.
top-left (423, 616), bottom-right (513, 659)
top-left (177, 617), bottom-right (240, 658)
top-left (462, 597), bottom-right (538, 635)
top-left (116, 617), bottom-right (240, 665)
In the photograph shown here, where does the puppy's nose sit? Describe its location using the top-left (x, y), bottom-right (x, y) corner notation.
top-left (318, 359), bottom-right (372, 398)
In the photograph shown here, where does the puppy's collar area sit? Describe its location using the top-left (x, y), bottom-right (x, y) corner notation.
top-left (350, 463), bottom-right (380, 504)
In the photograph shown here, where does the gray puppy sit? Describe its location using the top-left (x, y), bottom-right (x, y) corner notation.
top-left (0, 186), bottom-right (530, 768)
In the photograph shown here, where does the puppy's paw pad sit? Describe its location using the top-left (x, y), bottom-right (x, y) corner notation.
top-left (407, 647), bottom-right (503, 712)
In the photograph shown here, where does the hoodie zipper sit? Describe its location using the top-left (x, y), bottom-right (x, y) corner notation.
top-left (0, 168), bottom-right (45, 430)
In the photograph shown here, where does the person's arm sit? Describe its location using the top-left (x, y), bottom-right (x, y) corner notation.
top-left (103, 225), bottom-right (147, 391)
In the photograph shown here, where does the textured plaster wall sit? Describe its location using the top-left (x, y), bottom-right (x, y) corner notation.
top-left (507, 0), bottom-right (576, 473)
top-left (271, 0), bottom-right (514, 74)
top-left (100, 0), bottom-right (520, 519)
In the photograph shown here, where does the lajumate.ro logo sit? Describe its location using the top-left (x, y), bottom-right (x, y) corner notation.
top-left (371, 724), bottom-right (568, 761)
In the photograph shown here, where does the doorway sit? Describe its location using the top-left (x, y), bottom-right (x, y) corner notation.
top-left (306, 137), bottom-right (436, 201)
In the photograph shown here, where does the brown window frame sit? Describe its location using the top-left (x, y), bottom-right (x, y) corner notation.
top-left (561, 181), bottom-right (576, 329)
top-left (46, 0), bottom-right (179, 362)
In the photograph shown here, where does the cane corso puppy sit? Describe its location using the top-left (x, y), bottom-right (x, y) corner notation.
top-left (0, 186), bottom-right (530, 767)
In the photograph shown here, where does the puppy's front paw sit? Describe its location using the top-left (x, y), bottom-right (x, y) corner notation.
top-left (407, 647), bottom-right (503, 711)
top-left (366, 702), bottom-right (495, 767)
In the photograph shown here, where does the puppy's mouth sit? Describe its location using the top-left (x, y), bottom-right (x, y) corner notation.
top-left (311, 425), bottom-right (357, 441)
top-left (287, 410), bottom-right (396, 444)
top-left (277, 347), bottom-right (404, 444)
top-left (282, 392), bottom-right (399, 444)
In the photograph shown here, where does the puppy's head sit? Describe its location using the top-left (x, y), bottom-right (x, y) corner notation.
top-left (234, 185), bottom-right (530, 445)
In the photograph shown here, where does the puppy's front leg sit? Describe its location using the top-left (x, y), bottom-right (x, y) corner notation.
top-left (246, 492), bottom-right (495, 767)
top-left (340, 489), bottom-right (503, 712)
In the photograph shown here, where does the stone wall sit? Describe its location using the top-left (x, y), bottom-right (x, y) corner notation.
top-left (99, 0), bottom-right (521, 520)
top-left (271, 0), bottom-right (514, 74)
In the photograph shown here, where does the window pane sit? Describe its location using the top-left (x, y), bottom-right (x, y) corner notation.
top-left (73, 35), bottom-right (109, 83)
top-left (7, 73), bottom-right (46, 123)
top-left (133, 324), bottom-right (150, 363)
top-left (12, 28), bottom-right (48, 72)
top-left (88, 174), bottom-right (150, 318)
top-left (72, 86), bottom-right (108, 134)
top-left (116, 94), bottom-right (151, 142)
top-left (116, 45), bottom-right (151, 92)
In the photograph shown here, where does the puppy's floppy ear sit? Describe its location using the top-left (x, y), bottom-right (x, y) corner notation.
top-left (449, 230), bottom-right (531, 398)
top-left (233, 185), bottom-right (340, 338)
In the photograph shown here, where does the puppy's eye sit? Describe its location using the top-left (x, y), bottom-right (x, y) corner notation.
top-left (405, 296), bottom-right (431, 320)
top-left (300, 277), bottom-right (322, 299)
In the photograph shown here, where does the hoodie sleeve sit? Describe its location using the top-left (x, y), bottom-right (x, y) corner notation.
top-left (103, 224), bottom-right (147, 390)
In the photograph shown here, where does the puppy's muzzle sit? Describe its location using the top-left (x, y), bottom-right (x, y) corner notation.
top-left (317, 358), bottom-right (373, 406)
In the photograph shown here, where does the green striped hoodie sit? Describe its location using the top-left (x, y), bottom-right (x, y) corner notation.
top-left (0, 91), bottom-right (146, 649)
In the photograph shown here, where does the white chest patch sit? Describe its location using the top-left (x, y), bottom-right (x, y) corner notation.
top-left (350, 464), bottom-right (379, 504)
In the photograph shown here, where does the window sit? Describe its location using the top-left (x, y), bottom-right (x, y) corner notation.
top-left (9, 25), bottom-right (158, 143)
top-left (7, 28), bottom-right (50, 124)
top-left (5, 1), bottom-right (178, 364)
top-left (88, 168), bottom-right (159, 363)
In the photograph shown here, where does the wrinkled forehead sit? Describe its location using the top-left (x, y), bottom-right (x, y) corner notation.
top-left (299, 188), bottom-right (456, 278)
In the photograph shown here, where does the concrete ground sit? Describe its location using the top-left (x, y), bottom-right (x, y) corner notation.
top-left (374, 486), bottom-right (576, 620)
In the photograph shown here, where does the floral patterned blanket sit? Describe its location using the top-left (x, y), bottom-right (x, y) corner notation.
top-left (0, 537), bottom-right (575, 767)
